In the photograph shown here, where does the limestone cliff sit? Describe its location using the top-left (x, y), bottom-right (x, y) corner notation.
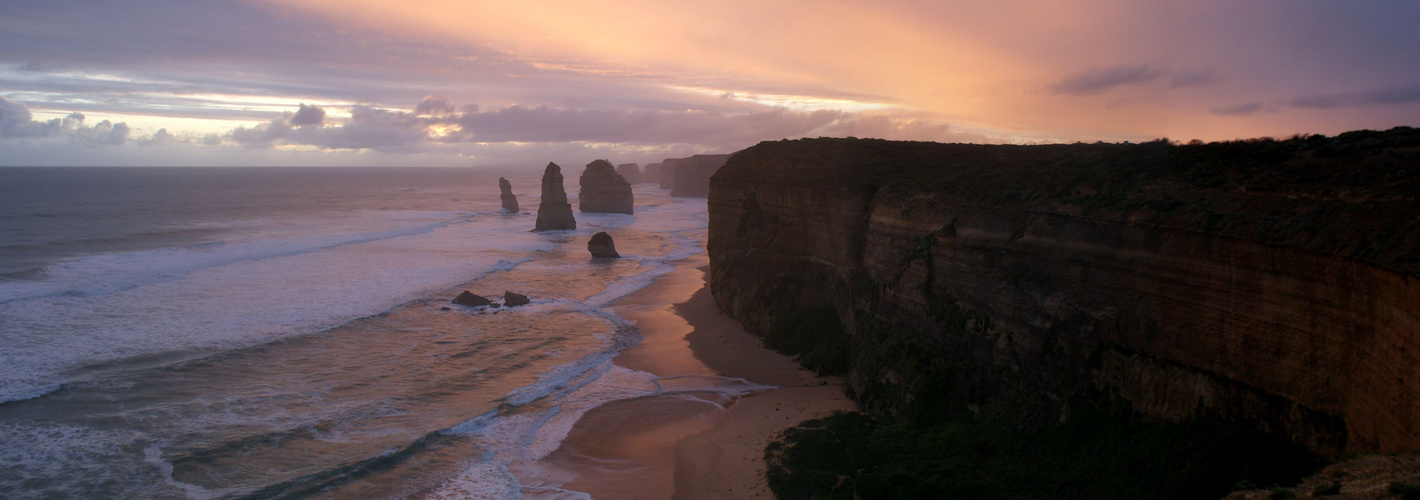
top-left (669, 154), bottom-right (730, 198)
top-left (533, 162), bottom-right (576, 231)
top-left (578, 159), bottom-right (633, 214)
top-left (658, 158), bottom-right (680, 189)
top-left (643, 163), bottom-right (661, 185)
top-left (616, 163), bottom-right (643, 184)
top-left (708, 131), bottom-right (1420, 457)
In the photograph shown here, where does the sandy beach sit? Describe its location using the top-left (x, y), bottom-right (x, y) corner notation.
top-left (534, 250), bottom-right (856, 499)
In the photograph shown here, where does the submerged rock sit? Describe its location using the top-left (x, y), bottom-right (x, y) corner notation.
top-left (616, 163), bottom-right (642, 184)
top-left (578, 159), bottom-right (634, 214)
top-left (588, 232), bottom-right (620, 258)
top-left (452, 291), bottom-right (492, 307)
top-left (499, 177), bottom-right (519, 213)
top-left (504, 291), bottom-right (529, 307)
top-left (533, 162), bottom-right (577, 231)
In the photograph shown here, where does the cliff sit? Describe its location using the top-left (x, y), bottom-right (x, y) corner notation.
top-left (578, 159), bottom-right (634, 214)
top-left (616, 163), bottom-right (643, 184)
top-left (708, 129), bottom-right (1420, 457)
top-left (533, 162), bottom-right (576, 231)
top-left (670, 154), bottom-right (731, 198)
top-left (658, 158), bottom-right (680, 189)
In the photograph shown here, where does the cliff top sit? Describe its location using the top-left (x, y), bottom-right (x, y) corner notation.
top-left (720, 127), bottom-right (1420, 276)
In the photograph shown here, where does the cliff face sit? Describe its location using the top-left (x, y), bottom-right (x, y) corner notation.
top-left (578, 159), bottom-right (634, 214)
top-left (670, 154), bottom-right (731, 198)
top-left (708, 132), bottom-right (1420, 457)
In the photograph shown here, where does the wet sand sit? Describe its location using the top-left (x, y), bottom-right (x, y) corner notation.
top-left (536, 252), bottom-right (856, 499)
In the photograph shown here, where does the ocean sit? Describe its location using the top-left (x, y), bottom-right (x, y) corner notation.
top-left (0, 166), bottom-right (715, 498)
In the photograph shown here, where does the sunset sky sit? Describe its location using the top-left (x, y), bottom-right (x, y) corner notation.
top-left (2, 0), bottom-right (1418, 167)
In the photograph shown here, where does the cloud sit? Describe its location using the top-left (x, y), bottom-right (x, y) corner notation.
top-left (1170, 69), bottom-right (1221, 89)
top-left (288, 103), bottom-right (325, 127)
top-left (414, 95), bottom-right (456, 116)
top-left (1210, 101), bottom-right (1269, 116)
top-left (1048, 64), bottom-right (1162, 96)
top-left (214, 99), bottom-right (982, 154)
top-left (0, 96), bottom-right (128, 144)
top-left (1288, 84), bottom-right (1420, 109)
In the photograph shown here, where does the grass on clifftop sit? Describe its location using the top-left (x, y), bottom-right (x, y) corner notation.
top-left (765, 405), bottom-right (1320, 500)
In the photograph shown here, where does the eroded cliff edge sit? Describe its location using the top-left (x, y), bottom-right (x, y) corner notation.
top-left (708, 130), bottom-right (1420, 457)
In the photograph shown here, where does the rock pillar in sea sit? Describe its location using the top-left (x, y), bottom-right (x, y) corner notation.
top-left (615, 163), bottom-right (643, 184)
top-left (588, 231), bottom-right (620, 258)
top-left (533, 162), bottom-right (577, 231)
top-left (499, 177), bottom-right (519, 213)
top-left (643, 163), bottom-right (662, 185)
top-left (578, 159), bottom-right (634, 214)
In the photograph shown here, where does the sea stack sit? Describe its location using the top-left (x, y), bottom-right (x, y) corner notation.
top-left (578, 159), bottom-right (634, 214)
top-left (668, 154), bottom-right (731, 198)
top-left (615, 163), bottom-right (642, 184)
top-left (643, 163), bottom-right (662, 184)
top-left (498, 177), bottom-right (519, 213)
top-left (587, 231), bottom-right (620, 258)
top-left (533, 162), bottom-right (576, 231)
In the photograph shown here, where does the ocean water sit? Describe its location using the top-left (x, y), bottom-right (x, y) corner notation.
top-left (0, 167), bottom-right (723, 499)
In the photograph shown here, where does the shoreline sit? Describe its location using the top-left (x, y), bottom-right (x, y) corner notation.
top-left (531, 250), bottom-right (856, 499)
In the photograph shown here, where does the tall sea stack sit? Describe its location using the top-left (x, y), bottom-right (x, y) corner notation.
top-left (498, 177), bottom-right (518, 213)
top-left (643, 163), bottom-right (662, 184)
top-left (533, 162), bottom-right (576, 231)
top-left (615, 163), bottom-right (642, 184)
top-left (658, 159), bottom-right (679, 189)
top-left (578, 159), bottom-right (634, 214)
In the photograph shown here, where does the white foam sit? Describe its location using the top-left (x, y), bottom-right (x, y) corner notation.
top-left (0, 209), bottom-right (554, 403)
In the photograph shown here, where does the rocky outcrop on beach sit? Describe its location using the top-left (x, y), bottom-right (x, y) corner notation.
top-left (578, 160), bottom-right (634, 214)
top-left (534, 162), bottom-right (576, 231)
top-left (642, 163), bottom-right (661, 185)
top-left (588, 232), bottom-right (620, 258)
top-left (616, 163), bottom-right (642, 184)
top-left (503, 291), bottom-right (529, 307)
top-left (667, 154), bottom-right (730, 198)
top-left (708, 130), bottom-right (1420, 457)
top-left (499, 177), bottom-right (519, 213)
top-left (452, 291), bottom-right (492, 307)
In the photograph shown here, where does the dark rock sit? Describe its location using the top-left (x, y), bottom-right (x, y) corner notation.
top-left (504, 291), bottom-right (530, 307)
top-left (499, 177), bottom-right (519, 213)
top-left (616, 163), bottom-right (643, 184)
top-left (533, 162), bottom-right (577, 231)
top-left (643, 163), bottom-right (661, 185)
top-left (440, 306), bottom-right (451, 311)
top-left (588, 231), bottom-right (620, 258)
top-left (452, 291), bottom-right (492, 307)
top-left (578, 159), bottom-right (634, 214)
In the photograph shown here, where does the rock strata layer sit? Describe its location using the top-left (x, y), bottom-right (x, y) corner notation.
top-left (578, 159), bottom-right (634, 214)
top-left (498, 177), bottom-right (519, 213)
top-left (588, 232), bottom-right (620, 258)
top-left (533, 162), bottom-right (576, 231)
top-left (708, 132), bottom-right (1420, 457)
top-left (615, 163), bottom-right (642, 184)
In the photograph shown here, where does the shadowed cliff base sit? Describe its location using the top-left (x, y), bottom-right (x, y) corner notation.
top-left (706, 127), bottom-right (1420, 498)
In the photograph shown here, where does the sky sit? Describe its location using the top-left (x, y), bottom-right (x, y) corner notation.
top-left (1, 0), bottom-right (1418, 167)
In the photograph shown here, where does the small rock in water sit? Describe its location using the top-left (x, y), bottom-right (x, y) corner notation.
top-left (452, 291), bottom-right (492, 307)
top-left (504, 291), bottom-right (530, 307)
top-left (588, 232), bottom-right (620, 258)
top-left (440, 306), bottom-right (452, 311)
